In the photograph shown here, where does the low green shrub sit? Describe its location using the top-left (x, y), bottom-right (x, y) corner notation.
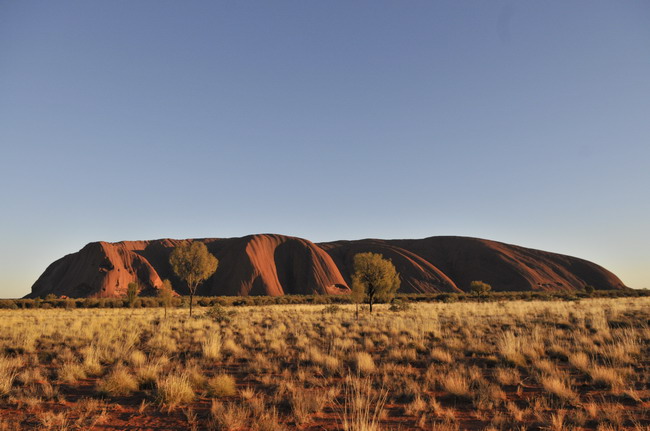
top-left (205, 304), bottom-right (235, 324)
top-left (321, 304), bottom-right (342, 314)
top-left (388, 300), bottom-right (411, 312)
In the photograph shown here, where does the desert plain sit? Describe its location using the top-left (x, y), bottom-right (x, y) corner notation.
top-left (0, 297), bottom-right (648, 430)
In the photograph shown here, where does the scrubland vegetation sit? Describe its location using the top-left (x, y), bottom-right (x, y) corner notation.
top-left (0, 297), bottom-right (648, 430)
top-left (4, 288), bottom-right (648, 310)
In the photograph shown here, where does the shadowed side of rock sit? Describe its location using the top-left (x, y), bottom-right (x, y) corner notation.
top-left (29, 234), bottom-right (350, 298)
top-left (29, 234), bottom-right (628, 298)
top-left (28, 242), bottom-right (163, 298)
top-left (319, 236), bottom-right (627, 293)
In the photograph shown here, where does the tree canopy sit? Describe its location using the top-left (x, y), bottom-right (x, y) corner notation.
top-left (158, 279), bottom-right (174, 318)
top-left (470, 280), bottom-right (492, 297)
top-left (351, 252), bottom-right (400, 313)
top-left (126, 282), bottom-right (139, 308)
top-left (170, 242), bottom-right (218, 316)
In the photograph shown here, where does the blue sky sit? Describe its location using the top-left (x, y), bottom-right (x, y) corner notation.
top-left (1, 1), bottom-right (649, 298)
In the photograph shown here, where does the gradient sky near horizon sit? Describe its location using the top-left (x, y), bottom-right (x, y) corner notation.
top-left (1, 1), bottom-right (649, 298)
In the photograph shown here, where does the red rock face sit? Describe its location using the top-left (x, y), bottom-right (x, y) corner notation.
top-left (29, 235), bottom-right (349, 298)
top-left (30, 242), bottom-right (164, 298)
top-left (28, 234), bottom-right (627, 298)
top-left (320, 236), bottom-right (628, 293)
top-left (320, 239), bottom-right (461, 293)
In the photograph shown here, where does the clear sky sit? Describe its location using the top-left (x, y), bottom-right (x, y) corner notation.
top-left (1, 1), bottom-right (649, 298)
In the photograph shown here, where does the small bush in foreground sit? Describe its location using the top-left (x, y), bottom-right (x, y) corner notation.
top-left (205, 304), bottom-right (234, 323)
top-left (353, 352), bottom-right (376, 374)
top-left (0, 358), bottom-right (17, 397)
top-left (321, 304), bottom-right (342, 314)
top-left (540, 375), bottom-right (577, 402)
top-left (202, 332), bottom-right (222, 360)
top-left (388, 300), bottom-right (411, 312)
top-left (98, 366), bottom-right (138, 396)
top-left (157, 373), bottom-right (195, 408)
top-left (342, 376), bottom-right (387, 431)
top-left (208, 374), bottom-right (237, 397)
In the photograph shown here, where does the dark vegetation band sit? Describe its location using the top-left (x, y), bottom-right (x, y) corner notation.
top-left (2, 289), bottom-right (647, 310)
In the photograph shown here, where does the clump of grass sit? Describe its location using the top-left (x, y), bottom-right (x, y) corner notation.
top-left (58, 361), bottom-right (87, 384)
top-left (505, 401), bottom-right (528, 422)
top-left (208, 374), bottom-right (237, 397)
top-left (341, 376), bottom-right (387, 431)
top-left (0, 356), bottom-right (17, 396)
top-left (97, 366), bottom-right (138, 396)
top-left (353, 352), bottom-right (376, 374)
top-left (323, 355), bottom-right (341, 374)
top-left (291, 389), bottom-right (327, 425)
top-left (222, 338), bottom-right (244, 357)
top-left (540, 375), bottom-right (577, 402)
top-left (136, 359), bottom-right (163, 389)
top-left (533, 358), bottom-right (559, 376)
top-left (147, 333), bottom-right (178, 353)
top-left (202, 332), bottom-right (222, 360)
top-left (547, 409), bottom-right (566, 431)
top-left (494, 367), bottom-right (521, 386)
top-left (252, 406), bottom-right (286, 431)
top-left (441, 369), bottom-right (471, 399)
top-left (404, 394), bottom-right (427, 415)
top-left (185, 363), bottom-right (207, 390)
top-left (588, 365), bottom-right (624, 389)
top-left (497, 331), bottom-right (526, 366)
top-left (210, 400), bottom-right (249, 429)
top-left (71, 397), bottom-right (109, 428)
top-left (36, 411), bottom-right (70, 430)
top-left (157, 372), bottom-right (195, 408)
top-left (250, 352), bottom-right (273, 372)
top-left (430, 348), bottom-right (453, 364)
top-left (82, 345), bottom-right (103, 376)
top-left (474, 381), bottom-right (506, 408)
top-left (568, 351), bottom-right (591, 373)
top-left (128, 350), bottom-right (147, 367)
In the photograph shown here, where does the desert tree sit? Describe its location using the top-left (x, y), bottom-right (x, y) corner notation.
top-left (351, 277), bottom-right (366, 320)
top-left (169, 242), bottom-right (218, 317)
top-left (351, 252), bottom-right (400, 313)
top-left (470, 280), bottom-right (492, 299)
top-left (158, 279), bottom-right (174, 318)
top-left (127, 282), bottom-right (139, 308)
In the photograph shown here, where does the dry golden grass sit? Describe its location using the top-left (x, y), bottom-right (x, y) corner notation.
top-left (97, 365), bottom-right (139, 396)
top-left (441, 369), bottom-right (471, 399)
top-left (341, 376), bottom-right (387, 431)
top-left (58, 360), bottom-right (87, 384)
top-left (540, 374), bottom-right (577, 402)
top-left (353, 351), bottom-right (376, 374)
top-left (0, 356), bottom-right (17, 397)
top-left (156, 372), bottom-right (195, 408)
top-left (207, 374), bottom-right (237, 397)
top-left (0, 297), bottom-right (648, 430)
top-left (201, 332), bottom-right (222, 360)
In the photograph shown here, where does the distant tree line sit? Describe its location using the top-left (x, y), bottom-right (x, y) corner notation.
top-left (2, 288), bottom-right (646, 310)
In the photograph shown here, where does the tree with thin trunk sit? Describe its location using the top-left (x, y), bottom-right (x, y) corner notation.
top-left (351, 280), bottom-right (365, 320)
top-left (169, 242), bottom-right (218, 317)
top-left (470, 280), bottom-right (491, 300)
top-left (351, 252), bottom-right (400, 313)
top-left (127, 282), bottom-right (139, 308)
top-left (159, 279), bottom-right (173, 319)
